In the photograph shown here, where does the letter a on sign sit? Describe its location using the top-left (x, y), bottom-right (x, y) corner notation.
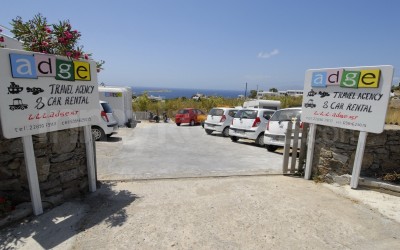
top-left (10, 53), bottom-right (37, 78)
top-left (311, 72), bottom-right (327, 88)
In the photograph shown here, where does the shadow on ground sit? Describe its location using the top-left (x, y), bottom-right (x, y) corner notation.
top-left (0, 182), bottom-right (138, 250)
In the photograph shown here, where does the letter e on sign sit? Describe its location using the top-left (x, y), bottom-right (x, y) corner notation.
top-left (358, 69), bottom-right (380, 88)
top-left (9, 53), bottom-right (37, 78)
top-left (340, 70), bottom-right (360, 88)
top-left (311, 72), bottom-right (327, 88)
top-left (74, 61), bottom-right (91, 81)
top-left (55, 59), bottom-right (74, 81)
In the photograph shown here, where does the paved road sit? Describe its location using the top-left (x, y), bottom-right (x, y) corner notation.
top-left (95, 122), bottom-right (284, 180)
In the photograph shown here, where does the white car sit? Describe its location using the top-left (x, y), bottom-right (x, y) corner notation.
top-left (91, 101), bottom-right (119, 141)
top-left (204, 107), bottom-right (240, 137)
top-left (229, 108), bottom-right (275, 146)
top-left (264, 107), bottom-right (302, 152)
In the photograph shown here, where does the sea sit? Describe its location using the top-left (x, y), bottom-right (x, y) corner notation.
top-left (131, 86), bottom-right (244, 99)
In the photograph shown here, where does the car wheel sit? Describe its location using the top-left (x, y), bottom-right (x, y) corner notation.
top-left (205, 129), bottom-right (213, 135)
top-left (266, 145), bottom-right (278, 152)
top-left (176, 123), bottom-right (181, 126)
top-left (256, 133), bottom-right (265, 146)
top-left (91, 126), bottom-right (106, 141)
top-left (222, 127), bottom-right (230, 137)
top-left (231, 136), bottom-right (239, 142)
top-left (190, 120), bottom-right (195, 126)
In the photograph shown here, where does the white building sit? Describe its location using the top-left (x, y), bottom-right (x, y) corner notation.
top-left (257, 89), bottom-right (303, 98)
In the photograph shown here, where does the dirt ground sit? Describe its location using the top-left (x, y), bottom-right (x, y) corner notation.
top-left (1, 175), bottom-right (399, 249)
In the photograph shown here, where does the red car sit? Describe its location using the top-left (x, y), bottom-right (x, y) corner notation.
top-left (175, 108), bottom-right (206, 126)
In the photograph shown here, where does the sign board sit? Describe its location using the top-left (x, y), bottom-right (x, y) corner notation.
top-left (301, 66), bottom-right (394, 133)
top-left (0, 48), bottom-right (99, 139)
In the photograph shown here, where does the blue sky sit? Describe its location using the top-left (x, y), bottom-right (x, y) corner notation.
top-left (1, 0), bottom-right (399, 91)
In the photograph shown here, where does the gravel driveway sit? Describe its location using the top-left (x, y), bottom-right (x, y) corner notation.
top-left (95, 122), bottom-right (284, 180)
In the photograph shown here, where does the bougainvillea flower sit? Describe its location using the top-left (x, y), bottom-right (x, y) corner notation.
top-left (0, 36), bottom-right (4, 42)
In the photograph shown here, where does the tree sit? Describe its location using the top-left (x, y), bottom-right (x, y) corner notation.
top-left (249, 90), bottom-right (258, 99)
top-left (10, 13), bottom-right (104, 72)
top-left (269, 88), bottom-right (278, 92)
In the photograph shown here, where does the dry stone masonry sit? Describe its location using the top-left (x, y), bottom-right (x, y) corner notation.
top-left (0, 128), bottom-right (88, 212)
top-left (311, 125), bottom-right (400, 182)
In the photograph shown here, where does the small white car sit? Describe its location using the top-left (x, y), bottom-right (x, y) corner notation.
top-left (229, 108), bottom-right (275, 146)
top-left (204, 107), bottom-right (240, 137)
top-left (264, 107), bottom-right (302, 152)
top-left (91, 101), bottom-right (118, 141)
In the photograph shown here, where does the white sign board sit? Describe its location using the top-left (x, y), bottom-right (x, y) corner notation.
top-left (301, 65), bottom-right (394, 133)
top-left (0, 48), bottom-right (99, 139)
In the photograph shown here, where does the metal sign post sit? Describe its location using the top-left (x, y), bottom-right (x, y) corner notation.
top-left (22, 135), bottom-right (43, 215)
top-left (84, 125), bottom-right (96, 192)
top-left (350, 131), bottom-right (368, 188)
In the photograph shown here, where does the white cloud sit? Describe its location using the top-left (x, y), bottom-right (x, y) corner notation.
top-left (258, 49), bottom-right (279, 59)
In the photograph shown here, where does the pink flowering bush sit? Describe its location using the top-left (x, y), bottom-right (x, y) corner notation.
top-left (10, 13), bottom-right (104, 72)
top-left (0, 28), bottom-right (5, 48)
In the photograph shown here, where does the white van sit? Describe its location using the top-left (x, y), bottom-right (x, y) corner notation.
top-left (243, 100), bottom-right (281, 110)
top-left (98, 86), bottom-right (133, 127)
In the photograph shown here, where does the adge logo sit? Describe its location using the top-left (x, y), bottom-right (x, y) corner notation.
top-left (311, 68), bottom-right (381, 89)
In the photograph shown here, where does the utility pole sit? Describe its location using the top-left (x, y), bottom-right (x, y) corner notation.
top-left (256, 84), bottom-right (259, 99)
top-left (244, 82), bottom-right (248, 100)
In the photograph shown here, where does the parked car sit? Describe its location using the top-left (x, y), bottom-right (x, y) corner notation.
top-left (175, 108), bottom-right (206, 126)
top-left (204, 107), bottom-right (240, 137)
top-left (264, 107), bottom-right (302, 152)
top-left (229, 108), bottom-right (275, 146)
top-left (91, 101), bottom-right (118, 141)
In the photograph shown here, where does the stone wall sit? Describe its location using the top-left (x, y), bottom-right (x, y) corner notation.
top-left (0, 128), bottom-right (88, 209)
top-left (311, 125), bottom-right (400, 182)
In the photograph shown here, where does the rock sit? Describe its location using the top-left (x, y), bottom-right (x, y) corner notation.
top-left (45, 187), bottom-right (63, 196)
top-left (332, 152), bottom-right (348, 164)
top-left (320, 148), bottom-right (333, 158)
top-left (40, 178), bottom-right (61, 191)
top-left (50, 129), bottom-right (78, 154)
top-left (59, 169), bottom-right (79, 183)
top-left (7, 138), bottom-right (23, 154)
top-left (50, 153), bottom-right (75, 163)
top-left (0, 154), bottom-right (14, 163)
top-left (0, 167), bottom-right (13, 180)
top-left (333, 174), bottom-right (351, 186)
top-left (0, 179), bottom-right (21, 191)
top-left (366, 134), bottom-right (386, 146)
top-left (389, 145), bottom-right (400, 154)
top-left (8, 158), bottom-right (24, 170)
top-left (51, 158), bottom-right (84, 172)
top-left (37, 158), bottom-right (50, 182)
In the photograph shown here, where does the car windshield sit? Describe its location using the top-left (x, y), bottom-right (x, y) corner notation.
top-left (100, 102), bottom-right (113, 113)
top-left (234, 110), bottom-right (258, 119)
top-left (270, 109), bottom-right (301, 121)
top-left (209, 109), bottom-right (224, 116)
top-left (178, 109), bottom-right (189, 114)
